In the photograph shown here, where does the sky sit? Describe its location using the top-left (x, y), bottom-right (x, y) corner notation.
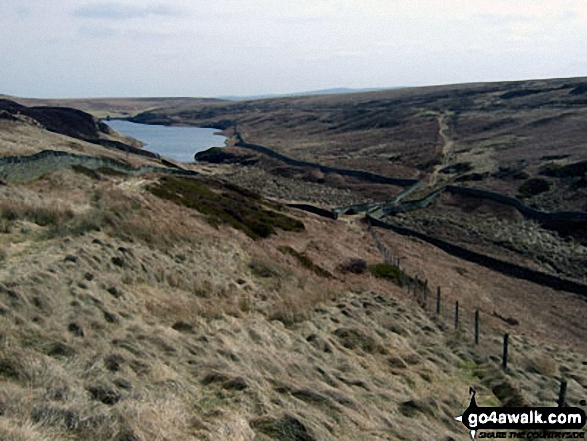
top-left (1, 0), bottom-right (586, 98)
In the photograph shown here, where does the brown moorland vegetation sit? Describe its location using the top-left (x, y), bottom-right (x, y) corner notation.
top-left (1, 165), bottom-right (585, 441)
top-left (130, 77), bottom-right (587, 212)
top-left (1, 81), bottom-right (586, 440)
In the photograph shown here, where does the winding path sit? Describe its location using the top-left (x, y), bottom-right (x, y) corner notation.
top-left (429, 112), bottom-right (455, 187)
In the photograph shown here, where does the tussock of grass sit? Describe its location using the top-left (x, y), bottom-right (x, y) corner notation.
top-left (0, 198), bottom-right (74, 227)
top-left (149, 176), bottom-right (305, 239)
top-left (268, 281), bottom-right (334, 325)
top-left (249, 259), bottom-right (283, 278)
top-left (250, 415), bottom-right (315, 441)
top-left (0, 194), bottom-right (102, 239)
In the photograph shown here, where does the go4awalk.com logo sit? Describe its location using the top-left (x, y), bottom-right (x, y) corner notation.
top-left (455, 388), bottom-right (586, 439)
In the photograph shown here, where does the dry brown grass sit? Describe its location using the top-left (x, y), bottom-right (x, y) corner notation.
top-left (0, 166), bottom-right (585, 441)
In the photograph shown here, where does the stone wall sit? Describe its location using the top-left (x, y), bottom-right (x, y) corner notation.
top-left (235, 137), bottom-right (419, 187)
top-left (445, 185), bottom-right (587, 224)
top-left (286, 203), bottom-right (337, 219)
top-left (235, 135), bottom-right (587, 227)
top-left (0, 150), bottom-right (197, 182)
top-left (366, 212), bottom-right (587, 297)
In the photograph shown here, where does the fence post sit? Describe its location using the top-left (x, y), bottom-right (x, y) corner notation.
top-left (455, 301), bottom-right (459, 329)
top-left (423, 280), bottom-right (428, 307)
top-left (436, 286), bottom-right (441, 315)
top-left (474, 310), bottom-right (479, 344)
top-left (557, 380), bottom-right (567, 407)
top-left (502, 334), bottom-right (509, 372)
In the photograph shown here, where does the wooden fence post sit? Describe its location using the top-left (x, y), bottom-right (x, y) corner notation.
top-left (502, 333), bottom-right (509, 372)
top-left (455, 301), bottom-right (459, 329)
top-left (423, 280), bottom-right (428, 307)
top-left (436, 286), bottom-right (441, 315)
top-left (557, 380), bottom-right (567, 407)
top-left (474, 310), bottom-right (479, 344)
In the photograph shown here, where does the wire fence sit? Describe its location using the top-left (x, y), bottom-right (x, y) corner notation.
top-left (367, 223), bottom-right (574, 408)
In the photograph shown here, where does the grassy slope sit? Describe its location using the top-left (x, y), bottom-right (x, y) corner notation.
top-left (1, 170), bottom-right (585, 441)
top-left (0, 118), bottom-right (172, 176)
top-left (118, 77), bottom-right (587, 282)
top-left (0, 125), bottom-right (586, 440)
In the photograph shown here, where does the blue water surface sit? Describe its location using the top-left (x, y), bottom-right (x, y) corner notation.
top-left (105, 119), bottom-right (226, 163)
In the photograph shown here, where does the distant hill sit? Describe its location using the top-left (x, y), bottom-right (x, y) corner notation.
top-left (4, 96), bottom-right (226, 119)
top-left (217, 87), bottom-right (396, 101)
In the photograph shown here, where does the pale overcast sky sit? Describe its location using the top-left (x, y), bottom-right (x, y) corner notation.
top-left (1, 0), bottom-right (586, 98)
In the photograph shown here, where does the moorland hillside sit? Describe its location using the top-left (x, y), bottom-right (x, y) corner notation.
top-left (0, 98), bottom-right (586, 440)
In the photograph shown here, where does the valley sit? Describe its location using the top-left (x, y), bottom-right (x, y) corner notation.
top-left (0, 80), bottom-right (586, 440)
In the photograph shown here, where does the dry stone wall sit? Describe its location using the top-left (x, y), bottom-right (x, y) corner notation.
top-left (0, 150), bottom-right (197, 182)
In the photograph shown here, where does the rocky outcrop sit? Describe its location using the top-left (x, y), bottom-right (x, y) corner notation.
top-left (0, 99), bottom-right (141, 152)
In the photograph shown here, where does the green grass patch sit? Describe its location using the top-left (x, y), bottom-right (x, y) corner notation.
top-left (278, 246), bottom-right (332, 278)
top-left (368, 263), bottom-right (402, 286)
top-left (148, 176), bottom-right (304, 240)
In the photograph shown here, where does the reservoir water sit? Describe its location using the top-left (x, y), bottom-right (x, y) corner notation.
top-left (105, 120), bottom-right (227, 163)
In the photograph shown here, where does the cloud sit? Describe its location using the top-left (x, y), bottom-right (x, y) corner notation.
top-left (16, 7), bottom-right (32, 20)
top-left (73, 2), bottom-right (182, 20)
top-left (78, 26), bottom-right (120, 38)
top-left (2, 0), bottom-right (586, 98)
top-left (474, 13), bottom-right (536, 24)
